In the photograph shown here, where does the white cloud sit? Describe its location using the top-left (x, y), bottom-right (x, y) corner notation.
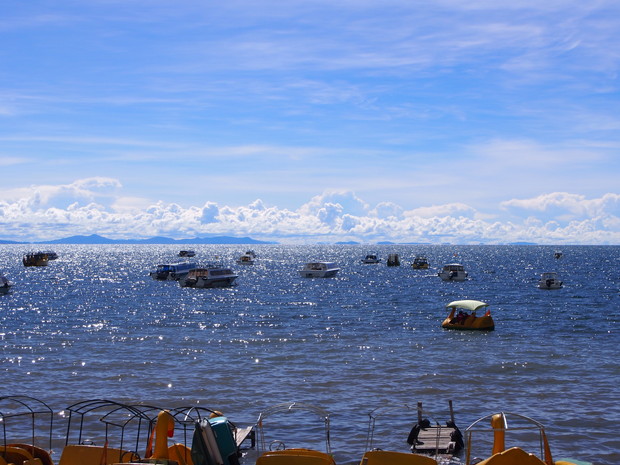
top-left (501, 192), bottom-right (620, 222)
top-left (0, 179), bottom-right (618, 244)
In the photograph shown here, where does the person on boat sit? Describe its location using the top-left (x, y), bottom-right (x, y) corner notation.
top-left (455, 310), bottom-right (467, 324)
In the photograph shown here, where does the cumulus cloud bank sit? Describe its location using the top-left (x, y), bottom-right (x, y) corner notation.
top-left (0, 179), bottom-right (618, 244)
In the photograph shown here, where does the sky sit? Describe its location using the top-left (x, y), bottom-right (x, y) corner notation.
top-left (1, 1), bottom-right (619, 244)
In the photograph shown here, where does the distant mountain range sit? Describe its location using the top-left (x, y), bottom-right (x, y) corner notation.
top-left (0, 234), bottom-right (542, 245)
top-left (0, 234), bottom-right (277, 245)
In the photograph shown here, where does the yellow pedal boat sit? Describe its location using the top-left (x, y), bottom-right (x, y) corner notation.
top-left (464, 412), bottom-right (592, 465)
top-left (441, 300), bottom-right (494, 331)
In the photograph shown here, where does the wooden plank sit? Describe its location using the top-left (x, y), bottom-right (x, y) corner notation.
top-left (234, 426), bottom-right (255, 448)
top-left (412, 426), bottom-right (456, 453)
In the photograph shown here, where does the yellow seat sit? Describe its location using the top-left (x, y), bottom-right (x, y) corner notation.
top-left (8, 444), bottom-right (53, 465)
top-left (0, 445), bottom-right (34, 465)
top-left (474, 447), bottom-right (546, 465)
top-left (257, 449), bottom-right (336, 465)
top-left (168, 444), bottom-right (193, 465)
top-left (58, 444), bottom-right (139, 465)
top-left (359, 450), bottom-right (438, 465)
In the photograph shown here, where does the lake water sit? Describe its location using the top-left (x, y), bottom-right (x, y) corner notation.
top-left (0, 244), bottom-right (618, 465)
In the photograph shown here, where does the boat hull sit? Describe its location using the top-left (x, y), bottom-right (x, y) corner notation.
top-left (23, 255), bottom-right (49, 267)
top-left (438, 271), bottom-right (467, 281)
top-left (442, 312), bottom-right (494, 331)
top-left (299, 270), bottom-right (339, 278)
top-left (257, 449), bottom-right (336, 465)
top-left (442, 318), bottom-right (494, 331)
top-left (181, 276), bottom-right (237, 288)
top-left (412, 263), bottom-right (429, 269)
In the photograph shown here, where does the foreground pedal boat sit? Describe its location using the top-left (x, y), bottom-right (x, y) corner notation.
top-left (464, 412), bottom-right (592, 465)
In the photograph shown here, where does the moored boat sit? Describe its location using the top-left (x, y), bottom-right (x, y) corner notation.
top-left (538, 272), bottom-right (563, 289)
top-left (362, 401), bottom-right (463, 464)
top-left (464, 411), bottom-right (591, 465)
top-left (411, 256), bottom-right (429, 269)
top-left (149, 261), bottom-right (197, 280)
top-left (0, 274), bottom-right (12, 294)
top-left (179, 249), bottom-right (196, 257)
top-left (387, 253), bottom-right (400, 266)
top-left (180, 266), bottom-right (238, 288)
top-left (361, 253), bottom-right (381, 264)
top-left (442, 300), bottom-right (494, 331)
top-left (255, 402), bottom-right (336, 465)
top-left (41, 250), bottom-right (58, 260)
top-left (438, 263), bottom-right (468, 281)
top-left (22, 252), bottom-right (49, 267)
top-left (299, 262), bottom-right (340, 278)
top-left (237, 252), bottom-right (256, 265)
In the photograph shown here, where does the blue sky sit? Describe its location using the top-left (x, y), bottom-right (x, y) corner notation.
top-left (1, 1), bottom-right (619, 244)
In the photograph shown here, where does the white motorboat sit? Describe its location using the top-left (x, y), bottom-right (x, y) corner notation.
top-left (179, 266), bottom-right (238, 288)
top-left (41, 250), bottom-right (59, 260)
top-left (299, 262), bottom-right (340, 278)
top-left (237, 253), bottom-right (255, 265)
top-left (361, 253), bottom-right (381, 264)
top-left (149, 262), bottom-right (197, 280)
top-left (438, 263), bottom-right (468, 281)
top-left (0, 275), bottom-right (11, 295)
top-left (538, 272), bottom-right (563, 289)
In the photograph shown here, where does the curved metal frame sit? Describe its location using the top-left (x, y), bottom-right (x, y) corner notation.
top-left (256, 402), bottom-right (332, 454)
top-left (464, 412), bottom-right (550, 465)
top-left (0, 396), bottom-right (54, 452)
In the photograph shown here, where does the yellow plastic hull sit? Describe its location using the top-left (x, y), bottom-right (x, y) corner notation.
top-left (441, 314), bottom-right (494, 331)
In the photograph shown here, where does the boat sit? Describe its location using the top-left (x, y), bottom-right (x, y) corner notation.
top-left (411, 256), bottom-right (429, 269)
top-left (0, 275), bottom-right (12, 295)
top-left (179, 249), bottom-right (196, 257)
top-left (237, 252), bottom-right (256, 265)
top-left (0, 396), bottom-right (55, 465)
top-left (361, 253), bottom-right (381, 264)
top-left (245, 250), bottom-right (257, 258)
top-left (255, 402), bottom-right (336, 465)
top-left (362, 401), bottom-right (463, 464)
top-left (463, 411), bottom-right (591, 465)
top-left (299, 262), bottom-right (340, 278)
top-left (0, 395), bottom-right (255, 465)
top-left (554, 250), bottom-right (563, 259)
top-left (438, 263), bottom-right (468, 281)
top-left (442, 300), bottom-right (494, 331)
top-left (387, 254), bottom-right (400, 266)
top-left (179, 266), bottom-right (238, 288)
top-left (41, 250), bottom-right (58, 260)
top-left (149, 261), bottom-right (197, 280)
top-left (538, 272), bottom-right (563, 289)
top-left (22, 252), bottom-right (49, 267)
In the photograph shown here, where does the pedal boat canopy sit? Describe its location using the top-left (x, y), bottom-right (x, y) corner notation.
top-left (442, 300), bottom-right (494, 331)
